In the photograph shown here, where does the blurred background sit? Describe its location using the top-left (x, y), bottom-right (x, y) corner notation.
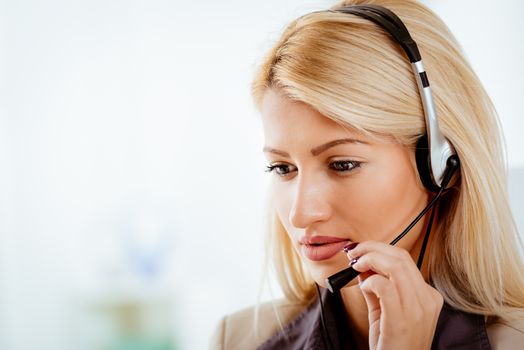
top-left (0, 0), bottom-right (522, 349)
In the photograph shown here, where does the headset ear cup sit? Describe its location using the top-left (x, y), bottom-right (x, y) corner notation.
top-left (416, 136), bottom-right (440, 193)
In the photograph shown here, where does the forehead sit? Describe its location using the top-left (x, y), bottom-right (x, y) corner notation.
top-left (262, 89), bottom-right (348, 132)
top-left (260, 89), bottom-right (387, 145)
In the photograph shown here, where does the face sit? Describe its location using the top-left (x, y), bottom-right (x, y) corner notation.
top-left (261, 89), bottom-right (430, 286)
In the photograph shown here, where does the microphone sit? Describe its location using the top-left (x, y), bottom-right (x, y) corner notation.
top-left (325, 156), bottom-right (459, 293)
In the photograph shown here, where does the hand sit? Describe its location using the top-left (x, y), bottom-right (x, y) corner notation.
top-left (346, 241), bottom-right (443, 350)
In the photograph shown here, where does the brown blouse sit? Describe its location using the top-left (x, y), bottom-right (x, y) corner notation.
top-left (258, 288), bottom-right (491, 350)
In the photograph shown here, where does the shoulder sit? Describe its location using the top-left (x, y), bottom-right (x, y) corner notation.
top-left (487, 317), bottom-right (524, 349)
top-left (209, 298), bottom-right (307, 350)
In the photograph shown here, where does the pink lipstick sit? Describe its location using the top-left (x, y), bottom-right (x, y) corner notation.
top-left (300, 236), bottom-right (350, 261)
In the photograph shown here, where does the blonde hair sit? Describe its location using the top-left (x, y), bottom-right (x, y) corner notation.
top-left (252, 0), bottom-right (524, 321)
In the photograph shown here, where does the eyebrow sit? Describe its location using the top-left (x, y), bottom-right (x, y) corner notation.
top-left (263, 138), bottom-right (367, 158)
top-left (263, 147), bottom-right (290, 158)
top-left (311, 138), bottom-right (367, 156)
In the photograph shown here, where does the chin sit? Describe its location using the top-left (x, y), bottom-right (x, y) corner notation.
top-left (304, 255), bottom-right (349, 288)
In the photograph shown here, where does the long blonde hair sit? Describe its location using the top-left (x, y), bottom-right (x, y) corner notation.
top-left (252, 0), bottom-right (524, 321)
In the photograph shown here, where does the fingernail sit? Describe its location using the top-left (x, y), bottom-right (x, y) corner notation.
top-left (343, 242), bottom-right (359, 253)
top-left (350, 257), bottom-right (360, 266)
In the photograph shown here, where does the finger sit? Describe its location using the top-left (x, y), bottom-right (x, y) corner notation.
top-left (345, 241), bottom-right (398, 271)
top-left (359, 273), bottom-right (405, 338)
top-left (358, 274), bottom-right (380, 319)
top-left (358, 275), bottom-right (381, 350)
top-left (347, 241), bottom-right (418, 275)
top-left (355, 249), bottom-right (444, 334)
top-left (347, 241), bottom-right (424, 288)
top-left (352, 251), bottom-right (419, 310)
top-left (348, 241), bottom-right (437, 311)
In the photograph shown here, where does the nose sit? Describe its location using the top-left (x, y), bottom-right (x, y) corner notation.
top-left (289, 175), bottom-right (332, 229)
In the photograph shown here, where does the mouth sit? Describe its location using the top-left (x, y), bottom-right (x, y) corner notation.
top-left (299, 236), bottom-right (351, 261)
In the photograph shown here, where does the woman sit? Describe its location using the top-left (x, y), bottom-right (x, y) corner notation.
top-left (211, 0), bottom-right (524, 349)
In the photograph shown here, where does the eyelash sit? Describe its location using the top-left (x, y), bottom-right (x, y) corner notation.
top-left (265, 160), bottom-right (362, 177)
top-left (329, 160), bottom-right (362, 172)
top-left (265, 164), bottom-right (297, 177)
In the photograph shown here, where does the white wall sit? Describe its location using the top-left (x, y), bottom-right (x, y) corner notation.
top-left (0, 1), bottom-right (522, 349)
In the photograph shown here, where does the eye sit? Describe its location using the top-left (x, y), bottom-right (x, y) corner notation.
top-left (329, 160), bottom-right (361, 172)
top-left (265, 163), bottom-right (298, 177)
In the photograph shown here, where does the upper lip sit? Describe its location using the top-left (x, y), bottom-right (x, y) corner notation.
top-left (299, 235), bottom-right (350, 245)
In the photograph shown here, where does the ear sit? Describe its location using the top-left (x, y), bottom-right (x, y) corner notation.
top-left (415, 135), bottom-right (440, 193)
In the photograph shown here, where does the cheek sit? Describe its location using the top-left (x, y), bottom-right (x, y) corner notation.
top-left (335, 157), bottom-right (427, 238)
top-left (362, 165), bottom-right (411, 202)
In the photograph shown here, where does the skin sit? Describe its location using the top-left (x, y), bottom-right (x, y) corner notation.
top-left (261, 88), bottom-right (443, 350)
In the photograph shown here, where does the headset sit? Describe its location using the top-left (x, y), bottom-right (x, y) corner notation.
top-left (324, 3), bottom-right (460, 293)
top-left (335, 4), bottom-right (459, 193)
top-left (317, 5), bottom-right (461, 348)
top-left (326, 5), bottom-right (460, 292)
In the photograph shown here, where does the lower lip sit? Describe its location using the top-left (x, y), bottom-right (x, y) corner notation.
top-left (302, 241), bottom-right (350, 261)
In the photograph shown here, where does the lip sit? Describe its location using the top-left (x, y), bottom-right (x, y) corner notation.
top-left (299, 236), bottom-right (351, 261)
